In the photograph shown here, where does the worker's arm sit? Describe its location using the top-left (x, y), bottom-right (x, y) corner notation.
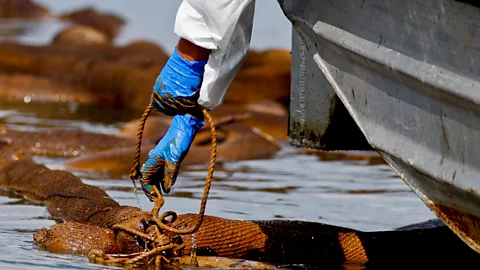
top-left (175, 0), bottom-right (256, 110)
top-left (176, 38), bottom-right (211, 61)
top-left (140, 0), bottom-right (256, 200)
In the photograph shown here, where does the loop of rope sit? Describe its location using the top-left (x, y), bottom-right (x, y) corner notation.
top-left (89, 105), bottom-right (217, 267)
top-left (149, 108), bottom-right (216, 235)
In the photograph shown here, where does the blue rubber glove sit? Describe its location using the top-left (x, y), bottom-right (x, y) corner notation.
top-left (151, 48), bottom-right (208, 116)
top-left (140, 47), bottom-right (208, 200)
top-left (140, 114), bottom-right (204, 200)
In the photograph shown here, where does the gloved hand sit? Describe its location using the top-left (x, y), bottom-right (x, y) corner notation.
top-left (140, 114), bottom-right (204, 201)
top-left (151, 47), bottom-right (208, 117)
top-left (140, 46), bottom-right (208, 201)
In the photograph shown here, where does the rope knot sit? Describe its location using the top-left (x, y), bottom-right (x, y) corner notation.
top-left (89, 105), bottom-right (217, 268)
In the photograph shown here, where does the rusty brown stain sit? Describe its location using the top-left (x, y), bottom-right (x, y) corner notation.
top-left (425, 202), bottom-right (480, 254)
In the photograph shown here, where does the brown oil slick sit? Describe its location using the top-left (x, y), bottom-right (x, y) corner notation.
top-left (0, 128), bottom-right (134, 158)
top-left (0, 0), bottom-right (51, 19)
top-left (64, 122), bottom-right (282, 176)
top-left (0, 40), bottom-right (290, 112)
top-left (58, 7), bottom-right (125, 42)
top-left (118, 101), bottom-right (289, 142)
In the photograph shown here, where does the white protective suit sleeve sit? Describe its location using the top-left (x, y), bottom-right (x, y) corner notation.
top-left (174, 0), bottom-right (256, 110)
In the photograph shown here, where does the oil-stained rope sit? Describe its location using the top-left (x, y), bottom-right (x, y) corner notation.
top-left (89, 105), bottom-right (217, 267)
